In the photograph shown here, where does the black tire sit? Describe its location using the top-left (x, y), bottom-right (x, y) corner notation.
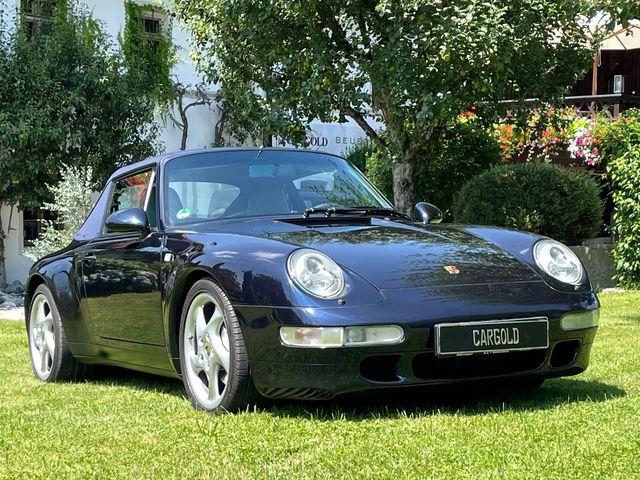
top-left (178, 279), bottom-right (260, 413)
top-left (27, 284), bottom-right (90, 382)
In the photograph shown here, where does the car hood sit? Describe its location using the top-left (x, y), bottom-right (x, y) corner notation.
top-left (273, 223), bottom-right (539, 289)
top-left (196, 217), bottom-right (540, 290)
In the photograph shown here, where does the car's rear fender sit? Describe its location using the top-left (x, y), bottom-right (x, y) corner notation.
top-left (25, 251), bottom-right (88, 344)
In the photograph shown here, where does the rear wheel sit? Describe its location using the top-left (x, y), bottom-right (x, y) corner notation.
top-left (27, 284), bottom-right (89, 382)
top-left (179, 279), bottom-right (259, 413)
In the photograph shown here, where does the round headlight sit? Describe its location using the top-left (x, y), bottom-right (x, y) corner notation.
top-left (533, 239), bottom-right (584, 285)
top-left (287, 249), bottom-right (345, 299)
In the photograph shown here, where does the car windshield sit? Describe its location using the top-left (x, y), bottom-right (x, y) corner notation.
top-left (163, 150), bottom-right (393, 226)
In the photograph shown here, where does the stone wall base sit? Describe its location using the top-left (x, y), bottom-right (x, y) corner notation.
top-left (570, 244), bottom-right (616, 291)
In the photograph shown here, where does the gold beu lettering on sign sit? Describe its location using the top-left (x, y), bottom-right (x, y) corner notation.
top-left (335, 137), bottom-right (367, 145)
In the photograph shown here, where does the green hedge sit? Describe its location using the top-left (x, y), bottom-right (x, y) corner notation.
top-left (604, 109), bottom-right (640, 287)
top-left (452, 162), bottom-right (603, 245)
top-left (609, 147), bottom-right (640, 287)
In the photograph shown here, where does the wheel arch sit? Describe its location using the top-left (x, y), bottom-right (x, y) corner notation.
top-left (24, 274), bottom-right (47, 324)
top-left (166, 267), bottom-right (217, 374)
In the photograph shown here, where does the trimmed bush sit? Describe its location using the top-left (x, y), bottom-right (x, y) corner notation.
top-left (452, 162), bottom-right (603, 245)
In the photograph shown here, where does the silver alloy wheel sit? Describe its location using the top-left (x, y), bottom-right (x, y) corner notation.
top-left (183, 291), bottom-right (231, 410)
top-left (29, 293), bottom-right (55, 380)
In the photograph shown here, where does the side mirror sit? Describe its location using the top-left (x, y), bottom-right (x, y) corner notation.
top-left (105, 207), bottom-right (149, 235)
top-left (414, 202), bottom-right (443, 224)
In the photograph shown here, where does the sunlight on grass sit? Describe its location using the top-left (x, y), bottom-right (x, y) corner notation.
top-left (1, 291), bottom-right (639, 479)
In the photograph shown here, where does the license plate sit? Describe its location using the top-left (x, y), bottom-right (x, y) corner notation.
top-left (435, 318), bottom-right (549, 357)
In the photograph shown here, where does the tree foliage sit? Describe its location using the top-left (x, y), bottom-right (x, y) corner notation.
top-left (23, 165), bottom-right (96, 261)
top-left (0, 0), bottom-right (160, 283)
top-left (364, 114), bottom-right (501, 216)
top-left (174, 0), bottom-right (618, 214)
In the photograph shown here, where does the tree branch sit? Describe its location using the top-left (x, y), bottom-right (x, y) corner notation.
top-left (342, 106), bottom-right (388, 153)
top-left (315, 4), bottom-right (373, 61)
top-left (183, 99), bottom-right (209, 113)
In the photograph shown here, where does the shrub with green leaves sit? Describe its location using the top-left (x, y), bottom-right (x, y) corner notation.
top-left (608, 147), bottom-right (640, 287)
top-left (365, 146), bottom-right (394, 201)
top-left (24, 166), bottom-right (96, 261)
top-left (452, 162), bottom-right (603, 245)
top-left (601, 109), bottom-right (640, 159)
top-left (344, 140), bottom-right (375, 173)
top-left (417, 115), bottom-right (502, 215)
top-left (604, 109), bottom-right (640, 287)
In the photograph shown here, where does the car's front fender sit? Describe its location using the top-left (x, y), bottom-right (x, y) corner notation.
top-left (461, 226), bottom-right (595, 294)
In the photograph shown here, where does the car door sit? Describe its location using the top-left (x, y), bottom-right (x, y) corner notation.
top-left (80, 168), bottom-right (165, 346)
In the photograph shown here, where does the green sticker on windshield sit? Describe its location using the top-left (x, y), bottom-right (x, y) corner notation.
top-left (176, 208), bottom-right (191, 220)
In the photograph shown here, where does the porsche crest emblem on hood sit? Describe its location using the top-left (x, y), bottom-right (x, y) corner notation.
top-left (443, 265), bottom-right (460, 275)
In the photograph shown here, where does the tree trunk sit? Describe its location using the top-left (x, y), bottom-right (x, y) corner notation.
top-left (180, 109), bottom-right (189, 150)
top-left (392, 159), bottom-right (416, 216)
top-left (214, 109), bottom-right (228, 146)
top-left (0, 203), bottom-right (6, 289)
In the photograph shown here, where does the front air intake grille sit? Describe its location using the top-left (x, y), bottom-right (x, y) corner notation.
top-left (550, 340), bottom-right (580, 368)
top-left (359, 355), bottom-right (402, 383)
top-left (260, 387), bottom-right (334, 400)
top-left (412, 350), bottom-right (547, 380)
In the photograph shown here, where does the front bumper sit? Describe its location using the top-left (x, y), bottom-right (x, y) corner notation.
top-left (234, 282), bottom-right (599, 400)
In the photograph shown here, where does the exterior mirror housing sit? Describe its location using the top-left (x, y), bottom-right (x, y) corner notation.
top-left (414, 202), bottom-right (443, 224)
top-left (105, 208), bottom-right (149, 235)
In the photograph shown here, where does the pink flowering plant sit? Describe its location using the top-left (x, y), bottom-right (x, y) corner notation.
top-left (495, 106), bottom-right (574, 162)
top-left (567, 127), bottom-right (600, 165)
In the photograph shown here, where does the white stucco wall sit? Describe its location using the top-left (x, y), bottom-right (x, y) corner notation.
top-left (0, 0), bottom-right (372, 283)
top-left (1, 206), bottom-right (33, 285)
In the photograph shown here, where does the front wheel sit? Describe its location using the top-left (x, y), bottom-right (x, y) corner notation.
top-left (179, 279), bottom-right (259, 413)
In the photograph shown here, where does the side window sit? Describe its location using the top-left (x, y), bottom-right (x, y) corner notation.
top-left (109, 170), bottom-right (157, 228)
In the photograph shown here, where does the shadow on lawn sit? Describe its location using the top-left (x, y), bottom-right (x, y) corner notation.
top-left (87, 366), bottom-right (625, 418)
top-left (88, 366), bottom-right (185, 397)
top-left (268, 378), bottom-right (627, 420)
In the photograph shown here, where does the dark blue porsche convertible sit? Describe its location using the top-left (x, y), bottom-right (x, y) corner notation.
top-left (26, 148), bottom-right (599, 412)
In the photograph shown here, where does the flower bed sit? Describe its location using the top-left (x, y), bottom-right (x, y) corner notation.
top-left (494, 106), bottom-right (612, 168)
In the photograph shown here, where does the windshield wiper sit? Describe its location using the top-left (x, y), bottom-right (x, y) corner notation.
top-left (302, 206), bottom-right (407, 219)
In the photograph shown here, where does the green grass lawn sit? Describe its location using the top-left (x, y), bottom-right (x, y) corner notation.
top-left (1, 291), bottom-right (639, 479)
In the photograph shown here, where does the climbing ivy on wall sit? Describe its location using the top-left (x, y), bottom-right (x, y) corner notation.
top-left (122, 0), bottom-right (174, 103)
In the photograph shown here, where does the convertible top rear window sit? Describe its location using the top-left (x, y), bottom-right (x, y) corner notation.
top-left (163, 150), bottom-right (391, 226)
